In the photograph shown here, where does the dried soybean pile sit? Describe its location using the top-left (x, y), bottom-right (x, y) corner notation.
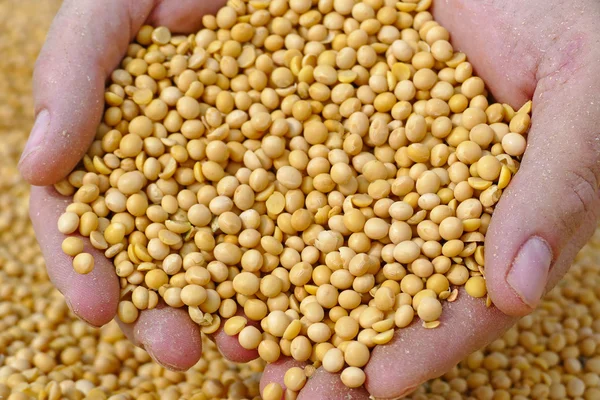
top-left (56, 0), bottom-right (532, 392)
top-left (0, 0), bottom-right (599, 399)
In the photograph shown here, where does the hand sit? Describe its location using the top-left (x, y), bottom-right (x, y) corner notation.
top-left (22, 0), bottom-right (262, 373)
top-left (21, 0), bottom-right (600, 399)
top-left (338, 1), bottom-right (600, 398)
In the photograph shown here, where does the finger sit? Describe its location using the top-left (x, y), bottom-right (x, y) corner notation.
top-left (260, 358), bottom-right (308, 395)
top-left (119, 306), bottom-right (258, 368)
top-left (364, 290), bottom-right (514, 399)
top-left (485, 49), bottom-right (600, 316)
top-left (211, 315), bottom-right (260, 363)
top-left (30, 185), bottom-right (119, 326)
top-left (19, 0), bottom-right (225, 185)
top-left (364, 222), bottom-right (590, 399)
top-left (260, 358), bottom-right (370, 400)
top-left (116, 303), bottom-right (203, 371)
top-left (297, 369), bottom-right (370, 400)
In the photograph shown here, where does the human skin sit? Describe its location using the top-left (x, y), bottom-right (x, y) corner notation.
top-left (20, 0), bottom-right (600, 398)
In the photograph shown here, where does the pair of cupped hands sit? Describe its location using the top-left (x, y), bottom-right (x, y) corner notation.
top-left (19, 0), bottom-right (600, 398)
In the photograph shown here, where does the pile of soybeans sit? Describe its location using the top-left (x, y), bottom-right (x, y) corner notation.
top-left (0, 0), bottom-right (599, 399)
top-left (55, 0), bottom-right (536, 394)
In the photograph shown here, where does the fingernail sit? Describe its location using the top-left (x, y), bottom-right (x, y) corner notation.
top-left (19, 109), bottom-right (50, 165)
top-left (507, 237), bottom-right (552, 308)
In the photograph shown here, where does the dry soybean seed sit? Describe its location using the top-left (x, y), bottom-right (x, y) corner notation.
top-left (344, 341), bottom-right (370, 367)
top-left (372, 329), bottom-right (395, 345)
top-left (57, 212), bottom-right (79, 234)
top-left (335, 316), bottom-right (359, 340)
top-left (262, 383), bottom-right (284, 400)
top-left (238, 326), bottom-right (262, 350)
top-left (502, 132), bottom-right (527, 156)
top-left (145, 269), bottom-right (169, 290)
top-left (412, 289), bottom-right (437, 310)
top-left (323, 348), bottom-right (345, 373)
top-left (417, 297), bottom-right (442, 322)
top-left (259, 339), bottom-right (282, 363)
top-left (62, 237), bottom-right (84, 257)
top-left (233, 272), bottom-right (260, 296)
top-left (465, 276), bottom-right (487, 298)
top-left (341, 367), bottom-right (366, 388)
top-left (290, 335), bottom-right (312, 361)
top-left (223, 316), bottom-right (247, 336)
top-left (117, 300), bottom-right (139, 324)
top-left (284, 367), bottom-right (307, 391)
top-left (477, 154), bottom-right (502, 181)
top-left (73, 253), bottom-right (95, 274)
top-left (152, 26), bottom-right (171, 45)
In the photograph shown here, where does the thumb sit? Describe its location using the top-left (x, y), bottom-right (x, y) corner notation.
top-left (18, 0), bottom-right (224, 185)
top-left (18, 0), bottom-right (155, 185)
top-left (486, 44), bottom-right (600, 316)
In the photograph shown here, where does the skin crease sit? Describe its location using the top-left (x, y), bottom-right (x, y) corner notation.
top-left (22, 0), bottom-right (600, 399)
